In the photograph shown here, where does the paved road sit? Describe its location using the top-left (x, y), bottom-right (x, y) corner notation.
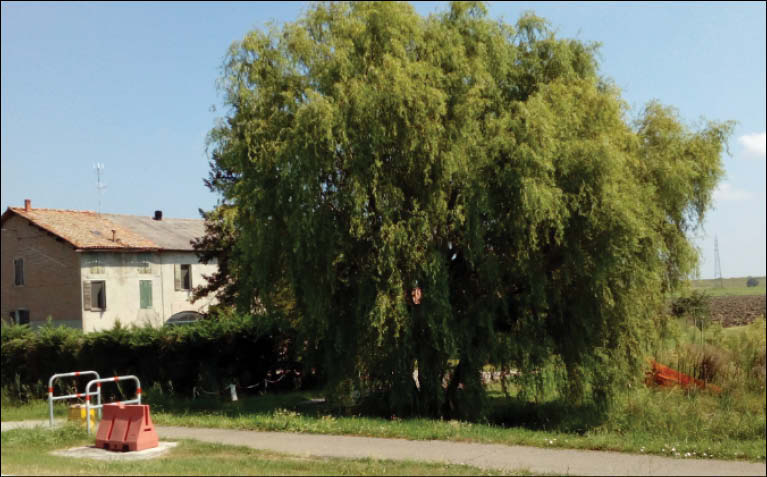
top-left (155, 426), bottom-right (766, 476)
top-left (3, 420), bottom-right (765, 476)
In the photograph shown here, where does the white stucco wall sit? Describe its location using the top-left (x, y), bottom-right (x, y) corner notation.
top-left (79, 251), bottom-right (217, 332)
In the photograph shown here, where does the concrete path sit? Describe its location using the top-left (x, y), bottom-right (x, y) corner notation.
top-left (155, 426), bottom-right (766, 476)
top-left (2, 420), bottom-right (765, 476)
top-left (0, 420), bottom-right (52, 432)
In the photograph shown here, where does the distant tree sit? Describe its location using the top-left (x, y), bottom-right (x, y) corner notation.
top-left (200, 1), bottom-right (733, 417)
top-left (746, 277), bottom-right (759, 287)
top-left (192, 201), bottom-right (302, 326)
top-left (670, 290), bottom-right (711, 330)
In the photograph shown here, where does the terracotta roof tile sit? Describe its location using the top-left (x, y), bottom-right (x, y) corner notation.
top-left (4, 207), bottom-right (203, 251)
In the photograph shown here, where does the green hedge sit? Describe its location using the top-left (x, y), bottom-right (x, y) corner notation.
top-left (1, 314), bottom-right (304, 402)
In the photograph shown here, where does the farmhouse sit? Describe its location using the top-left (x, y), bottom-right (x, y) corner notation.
top-left (1, 200), bottom-right (217, 331)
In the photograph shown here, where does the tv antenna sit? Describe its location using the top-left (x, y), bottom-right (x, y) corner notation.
top-left (714, 235), bottom-right (723, 289)
top-left (94, 162), bottom-right (107, 214)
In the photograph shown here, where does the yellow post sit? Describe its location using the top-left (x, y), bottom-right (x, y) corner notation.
top-left (68, 404), bottom-right (97, 428)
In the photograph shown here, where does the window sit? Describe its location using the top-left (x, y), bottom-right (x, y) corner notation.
top-left (14, 258), bottom-right (24, 286)
top-left (135, 253), bottom-right (151, 274)
top-left (139, 280), bottom-right (153, 309)
top-left (11, 309), bottom-right (29, 325)
top-left (85, 254), bottom-right (105, 274)
top-left (83, 280), bottom-right (106, 311)
top-left (174, 264), bottom-right (192, 291)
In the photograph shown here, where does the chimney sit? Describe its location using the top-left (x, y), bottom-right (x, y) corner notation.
top-left (111, 229), bottom-right (116, 242)
top-left (24, 199), bottom-right (31, 211)
top-left (153, 210), bottom-right (163, 221)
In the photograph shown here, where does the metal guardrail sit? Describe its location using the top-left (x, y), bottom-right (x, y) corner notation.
top-left (48, 371), bottom-right (101, 427)
top-left (84, 375), bottom-right (142, 435)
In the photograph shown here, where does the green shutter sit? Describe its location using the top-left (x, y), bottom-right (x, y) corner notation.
top-left (140, 280), bottom-right (153, 309)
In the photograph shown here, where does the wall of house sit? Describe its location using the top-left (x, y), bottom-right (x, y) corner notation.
top-left (80, 251), bottom-right (217, 332)
top-left (0, 215), bottom-right (83, 328)
top-left (158, 252), bottom-right (219, 320)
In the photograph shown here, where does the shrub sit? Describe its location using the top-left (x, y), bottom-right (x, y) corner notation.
top-left (0, 312), bottom-right (308, 402)
top-left (746, 277), bottom-right (759, 287)
top-left (670, 290), bottom-right (711, 330)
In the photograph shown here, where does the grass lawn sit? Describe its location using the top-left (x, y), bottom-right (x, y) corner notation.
top-left (697, 287), bottom-right (766, 297)
top-left (0, 398), bottom-right (67, 422)
top-left (3, 320), bottom-right (764, 466)
top-left (142, 387), bottom-right (763, 462)
top-left (691, 276), bottom-right (766, 296)
top-left (10, 381), bottom-right (760, 462)
top-left (4, 366), bottom-right (764, 463)
top-left (142, 318), bottom-right (766, 463)
top-left (0, 424), bottom-right (515, 476)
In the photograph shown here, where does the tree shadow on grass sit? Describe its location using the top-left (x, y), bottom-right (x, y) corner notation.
top-left (147, 385), bottom-right (607, 436)
top-left (145, 388), bottom-right (332, 418)
top-left (486, 396), bottom-right (608, 434)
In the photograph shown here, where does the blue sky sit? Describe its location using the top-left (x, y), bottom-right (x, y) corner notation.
top-left (2, 1), bottom-right (765, 278)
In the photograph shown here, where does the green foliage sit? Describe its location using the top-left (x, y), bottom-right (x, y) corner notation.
top-left (0, 313), bottom-right (299, 402)
top-left (203, 1), bottom-right (733, 418)
top-left (716, 319), bottom-right (766, 390)
top-left (191, 204), bottom-right (243, 308)
top-left (746, 277), bottom-right (759, 287)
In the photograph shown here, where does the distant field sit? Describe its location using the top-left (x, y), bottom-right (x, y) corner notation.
top-left (691, 276), bottom-right (766, 296)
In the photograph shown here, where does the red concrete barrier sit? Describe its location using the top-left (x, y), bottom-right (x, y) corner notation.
top-left (645, 360), bottom-right (722, 394)
top-left (94, 403), bottom-right (159, 452)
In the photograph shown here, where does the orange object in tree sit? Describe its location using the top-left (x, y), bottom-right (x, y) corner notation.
top-left (95, 403), bottom-right (159, 452)
top-left (645, 360), bottom-right (722, 394)
top-left (411, 287), bottom-right (422, 305)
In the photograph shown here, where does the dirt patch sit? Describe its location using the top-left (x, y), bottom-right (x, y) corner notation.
top-left (708, 295), bottom-right (766, 327)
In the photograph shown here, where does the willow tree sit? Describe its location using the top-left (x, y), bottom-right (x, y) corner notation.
top-left (204, 1), bottom-right (732, 418)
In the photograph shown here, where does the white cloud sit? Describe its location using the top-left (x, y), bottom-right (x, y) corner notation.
top-left (713, 182), bottom-right (752, 202)
top-left (737, 132), bottom-right (766, 158)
